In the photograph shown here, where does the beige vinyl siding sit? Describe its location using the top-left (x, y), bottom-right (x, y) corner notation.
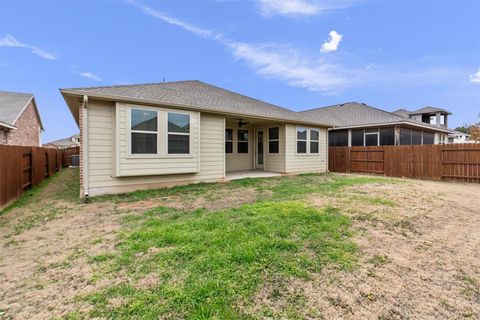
top-left (285, 124), bottom-right (327, 173)
top-left (86, 99), bottom-right (224, 196)
top-left (264, 124), bottom-right (286, 173)
top-left (225, 121), bottom-right (253, 172)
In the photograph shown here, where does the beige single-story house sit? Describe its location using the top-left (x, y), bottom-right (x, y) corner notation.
top-left (61, 81), bottom-right (331, 197)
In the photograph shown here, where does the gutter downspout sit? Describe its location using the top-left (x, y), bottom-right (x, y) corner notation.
top-left (82, 95), bottom-right (89, 197)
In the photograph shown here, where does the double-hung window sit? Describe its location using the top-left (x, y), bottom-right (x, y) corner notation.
top-left (297, 128), bottom-right (307, 153)
top-left (268, 127), bottom-right (279, 153)
top-left (310, 129), bottom-right (319, 153)
top-left (225, 129), bottom-right (233, 153)
top-left (238, 130), bottom-right (249, 153)
top-left (168, 112), bottom-right (190, 154)
top-left (131, 108), bottom-right (158, 154)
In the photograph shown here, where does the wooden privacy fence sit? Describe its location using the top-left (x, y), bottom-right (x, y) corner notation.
top-left (329, 144), bottom-right (480, 183)
top-left (0, 145), bottom-right (79, 209)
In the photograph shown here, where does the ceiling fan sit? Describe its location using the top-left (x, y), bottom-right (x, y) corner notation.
top-left (237, 118), bottom-right (250, 127)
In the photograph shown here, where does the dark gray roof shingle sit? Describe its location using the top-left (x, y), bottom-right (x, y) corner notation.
top-left (0, 91), bottom-right (34, 127)
top-left (61, 80), bottom-right (330, 126)
top-left (302, 102), bottom-right (452, 133)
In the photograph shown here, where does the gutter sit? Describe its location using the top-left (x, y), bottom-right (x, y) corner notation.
top-left (81, 95), bottom-right (89, 197)
top-left (0, 121), bottom-right (16, 130)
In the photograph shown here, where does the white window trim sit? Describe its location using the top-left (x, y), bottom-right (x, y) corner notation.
top-left (364, 130), bottom-right (380, 147)
top-left (310, 129), bottom-right (320, 153)
top-left (225, 128), bottom-right (233, 154)
top-left (237, 129), bottom-right (249, 154)
top-left (267, 126), bottom-right (280, 155)
top-left (126, 105), bottom-right (195, 159)
top-left (128, 107), bottom-right (160, 157)
top-left (166, 111), bottom-right (192, 155)
top-left (296, 127), bottom-right (321, 155)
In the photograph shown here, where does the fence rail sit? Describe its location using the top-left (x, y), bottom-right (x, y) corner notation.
top-left (329, 144), bottom-right (480, 183)
top-left (0, 145), bottom-right (79, 209)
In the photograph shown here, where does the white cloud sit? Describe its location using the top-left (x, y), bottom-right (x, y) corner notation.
top-left (79, 72), bottom-right (101, 82)
top-left (127, 1), bottom-right (465, 94)
top-left (0, 34), bottom-right (58, 60)
top-left (320, 30), bottom-right (343, 53)
top-left (469, 69), bottom-right (480, 84)
top-left (256, 0), bottom-right (358, 17)
top-left (127, 0), bottom-right (223, 41)
top-left (258, 0), bottom-right (320, 16)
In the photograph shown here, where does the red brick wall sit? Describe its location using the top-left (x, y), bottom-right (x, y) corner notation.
top-left (0, 130), bottom-right (7, 144)
top-left (6, 102), bottom-right (41, 146)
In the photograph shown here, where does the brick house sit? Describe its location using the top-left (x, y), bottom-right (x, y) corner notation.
top-left (0, 91), bottom-right (44, 146)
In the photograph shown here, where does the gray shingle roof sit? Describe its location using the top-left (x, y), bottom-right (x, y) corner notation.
top-left (61, 80), bottom-right (330, 126)
top-left (410, 106), bottom-right (452, 115)
top-left (0, 91), bottom-right (34, 127)
top-left (301, 102), bottom-right (452, 133)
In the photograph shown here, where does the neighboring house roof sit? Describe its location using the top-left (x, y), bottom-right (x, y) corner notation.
top-left (60, 80), bottom-right (331, 127)
top-left (393, 106), bottom-right (452, 116)
top-left (0, 91), bottom-right (44, 130)
top-left (410, 106), bottom-right (452, 115)
top-left (301, 102), bottom-right (452, 133)
top-left (450, 130), bottom-right (470, 137)
top-left (44, 134), bottom-right (80, 147)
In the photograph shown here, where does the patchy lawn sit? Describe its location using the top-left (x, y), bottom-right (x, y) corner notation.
top-left (0, 169), bottom-right (479, 319)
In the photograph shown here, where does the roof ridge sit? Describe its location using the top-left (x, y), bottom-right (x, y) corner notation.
top-left (60, 80), bottom-right (200, 91)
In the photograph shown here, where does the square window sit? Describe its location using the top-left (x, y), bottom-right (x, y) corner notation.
top-left (297, 141), bottom-right (307, 153)
top-left (168, 134), bottom-right (189, 154)
top-left (131, 109), bottom-right (157, 131)
top-left (269, 127), bottom-right (279, 140)
top-left (168, 113), bottom-right (190, 133)
top-left (297, 128), bottom-right (307, 140)
top-left (269, 141), bottom-right (279, 153)
top-left (132, 132), bottom-right (157, 154)
top-left (310, 130), bottom-right (319, 141)
top-left (310, 141), bottom-right (319, 153)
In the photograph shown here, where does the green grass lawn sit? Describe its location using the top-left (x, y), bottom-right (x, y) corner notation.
top-left (74, 173), bottom-right (396, 319)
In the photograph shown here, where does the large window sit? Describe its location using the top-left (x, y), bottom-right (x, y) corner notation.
top-left (380, 127), bottom-right (395, 145)
top-left (310, 129), bottom-right (319, 153)
top-left (364, 128), bottom-right (379, 146)
top-left (297, 128), bottom-right (307, 153)
top-left (168, 112), bottom-right (190, 154)
top-left (412, 130), bottom-right (422, 145)
top-left (423, 131), bottom-right (434, 145)
top-left (131, 108), bottom-right (158, 154)
top-left (268, 127), bottom-right (279, 153)
top-left (238, 130), bottom-right (249, 153)
top-left (351, 129), bottom-right (364, 146)
top-left (225, 129), bottom-right (233, 153)
top-left (328, 130), bottom-right (348, 147)
top-left (400, 128), bottom-right (412, 145)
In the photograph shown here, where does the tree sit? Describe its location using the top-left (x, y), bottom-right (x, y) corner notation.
top-left (454, 126), bottom-right (469, 134)
top-left (470, 126), bottom-right (480, 142)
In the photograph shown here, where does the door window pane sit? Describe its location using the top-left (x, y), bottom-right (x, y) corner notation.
top-left (257, 131), bottom-right (264, 165)
top-left (132, 133), bottom-right (157, 154)
top-left (365, 134), bottom-right (378, 146)
top-left (225, 129), bottom-right (233, 153)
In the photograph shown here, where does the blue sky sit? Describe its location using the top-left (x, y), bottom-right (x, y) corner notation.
top-left (1, 0), bottom-right (479, 142)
